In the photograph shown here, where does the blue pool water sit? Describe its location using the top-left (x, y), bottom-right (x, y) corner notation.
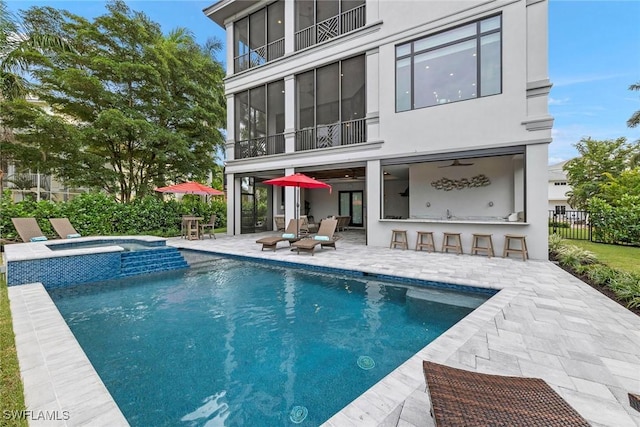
top-left (46, 239), bottom-right (159, 252)
top-left (49, 257), bottom-right (492, 426)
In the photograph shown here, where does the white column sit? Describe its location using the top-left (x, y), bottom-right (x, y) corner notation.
top-left (226, 94), bottom-right (235, 161)
top-left (225, 21), bottom-right (234, 77)
top-left (226, 172), bottom-right (235, 235)
top-left (285, 167), bottom-right (296, 224)
top-left (525, 143), bottom-right (549, 260)
top-left (366, 48), bottom-right (380, 141)
top-left (284, 75), bottom-right (296, 153)
top-left (366, 0), bottom-right (379, 24)
top-left (366, 159), bottom-right (381, 246)
top-left (284, 0), bottom-right (295, 54)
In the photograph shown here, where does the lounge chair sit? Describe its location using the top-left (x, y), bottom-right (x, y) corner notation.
top-left (291, 218), bottom-right (338, 255)
top-left (199, 214), bottom-right (217, 239)
top-left (336, 215), bottom-right (351, 231)
top-left (49, 218), bottom-right (82, 239)
top-left (422, 361), bottom-right (590, 426)
top-left (256, 219), bottom-right (302, 251)
top-left (273, 215), bottom-right (285, 231)
top-left (300, 215), bottom-right (318, 234)
top-left (11, 218), bottom-right (49, 243)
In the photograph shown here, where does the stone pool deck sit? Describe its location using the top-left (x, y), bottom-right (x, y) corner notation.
top-left (7, 231), bottom-right (640, 426)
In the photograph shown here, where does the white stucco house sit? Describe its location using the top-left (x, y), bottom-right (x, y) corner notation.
top-left (548, 160), bottom-right (571, 211)
top-left (204, 0), bottom-right (552, 259)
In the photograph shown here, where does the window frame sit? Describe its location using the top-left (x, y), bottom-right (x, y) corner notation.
top-left (233, 0), bottom-right (285, 73)
top-left (395, 14), bottom-right (502, 113)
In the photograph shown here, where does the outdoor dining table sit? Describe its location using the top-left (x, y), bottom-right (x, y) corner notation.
top-left (182, 216), bottom-right (204, 240)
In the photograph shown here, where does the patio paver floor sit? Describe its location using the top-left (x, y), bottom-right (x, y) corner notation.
top-left (8, 230), bottom-right (640, 426)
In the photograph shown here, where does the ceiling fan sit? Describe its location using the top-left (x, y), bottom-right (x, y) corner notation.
top-left (438, 159), bottom-right (474, 168)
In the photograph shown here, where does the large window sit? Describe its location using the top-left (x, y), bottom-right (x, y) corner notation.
top-left (295, 55), bottom-right (366, 150)
top-left (234, 1), bottom-right (285, 72)
top-left (235, 81), bottom-right (285, 159)
top-left (396, 15), bottom-right (501, 112)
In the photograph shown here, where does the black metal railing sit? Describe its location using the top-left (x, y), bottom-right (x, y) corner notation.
top-left (235, 134), bottom-right (285, 159)
top-left (295, 118), bottom-right (366, 151)
top-left (234, 38), bottom-right (285, 73)
top-left (548, 209), bottom-right (591, 241)
top-left (295, 4), bottom-right (366, 50)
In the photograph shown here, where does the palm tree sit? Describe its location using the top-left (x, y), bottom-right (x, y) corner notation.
top-left (629, 82), bottom-right (640, 129)
top-left (0, 0), bottom-right (71, 100)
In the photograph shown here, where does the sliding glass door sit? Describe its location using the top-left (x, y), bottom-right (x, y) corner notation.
top-left (338, 191), bottom-right (363, 227)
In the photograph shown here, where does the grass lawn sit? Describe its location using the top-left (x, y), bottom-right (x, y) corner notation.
top-left (568, 240), bottom-right (640, 275)
top-left (0, 277), bottom-right (28, 427)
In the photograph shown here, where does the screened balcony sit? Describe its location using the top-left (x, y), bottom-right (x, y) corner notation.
top-left (295, 55), bottom-right (366, 151)
top-left (235, 80), bottom-right (286, 159)
top-left (295, 0), bottom-right (366, 51)
top-left (234, 1), bottom-right (285, 73)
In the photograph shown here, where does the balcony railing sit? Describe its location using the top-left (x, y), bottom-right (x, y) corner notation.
top-left (234, 38), bottom-right (285, 73)
top-left (235, 134), bottom-right (285, 159)
top-left (295, 4), bottom-right (366, 51)
top-left (5, 173), bottom-right (51, 189)
top-left (295, 118), bottom-right (366, 151)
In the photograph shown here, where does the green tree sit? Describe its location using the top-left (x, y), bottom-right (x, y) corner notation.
top-left (0, 1), bottom-right (226, 202)
top-left (563, 137), bottom-right (640, 209)
top-left (0, 0), bottom-right (70, 99)
top-left (628, 81), bottom-right (640, 128)
top-left (598, 168), bottom-right (640, 205)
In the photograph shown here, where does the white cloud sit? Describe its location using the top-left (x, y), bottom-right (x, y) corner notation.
top-left (552, 73), bottom-right (626, 88)
top-left (548, 97), bottom-right (570, 106)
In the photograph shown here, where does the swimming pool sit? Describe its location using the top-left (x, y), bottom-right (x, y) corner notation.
top-left (49, 256), bottom-right (493, 426)
top-left (46, 239), bottom-right (160, 252)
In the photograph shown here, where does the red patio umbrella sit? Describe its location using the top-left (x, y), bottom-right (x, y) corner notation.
top-left (155, 181), bottom-right (225, 196)
top-left (263, 173), bottom-right (331, 236)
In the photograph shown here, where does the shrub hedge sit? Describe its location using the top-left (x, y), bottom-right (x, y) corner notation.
top-left (0, 191), bottom-right (226, 240)
top-left (549, 234), bottom-right (640, 309)
top-left (588, 195), bottom-right (640, 245)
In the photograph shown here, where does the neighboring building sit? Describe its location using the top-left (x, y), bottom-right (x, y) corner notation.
top-left (548, 160), bottom-right (571, 212)
top-left (0, 95), bottom-right (86, 202)
top-left (204, 0), bottom-right (552, 259)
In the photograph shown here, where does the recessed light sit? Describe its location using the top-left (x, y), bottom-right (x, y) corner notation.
top-left (277, 20), bottom-right (282, 24)
top-left (472, 83), bottom-right (476, 86)
top-left (472, 53), bottom-right (476, 57)
top-left (425, 65), bottom-right (430, 69)
top-left (449, 73), bottom-right (454, 76)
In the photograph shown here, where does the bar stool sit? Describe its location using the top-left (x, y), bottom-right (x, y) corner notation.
top-left (503, 234), bottom-right (528, 261)
top-left (415, 231), bottom-right (436, 252)
top-left (442, 232), bottom-right (463, 255)
top-left (390, 229), bottom-right (408, 250)
top-left (471, 233), bottom-right (494, 258)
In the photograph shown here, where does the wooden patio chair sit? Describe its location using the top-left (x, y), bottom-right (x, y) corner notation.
top-left (49, 218), bottom-right (82, 239)
top-left (291, 218), bottom-right (338, 255)
top-left (199, 214), bottom-right (217, 239)
top-left (422, 361), bottom-right (590, 426)
top-left (255, 219), bottom-right (302, 251)
top-left (11, 218), bottom-right (49, 242)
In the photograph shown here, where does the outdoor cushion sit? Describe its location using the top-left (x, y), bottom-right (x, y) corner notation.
top-left (67, 233), bottom-right (81, 238)
top-left (30, 236), bottom-right (48, 242)
top-left (314, 235), bottom-right (330, 241)
top-left (282, 233), bottom-right (296, 238)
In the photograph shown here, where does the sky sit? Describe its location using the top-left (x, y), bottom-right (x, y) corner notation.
top-left (6, 0), bottom-right (640, 165)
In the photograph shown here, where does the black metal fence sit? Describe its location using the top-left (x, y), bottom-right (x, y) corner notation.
top-left (549, 208), bottom-right (591, 240)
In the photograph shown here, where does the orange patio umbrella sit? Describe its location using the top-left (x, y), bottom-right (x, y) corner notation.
top-left (155, 181), bottom-right (225, 196)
